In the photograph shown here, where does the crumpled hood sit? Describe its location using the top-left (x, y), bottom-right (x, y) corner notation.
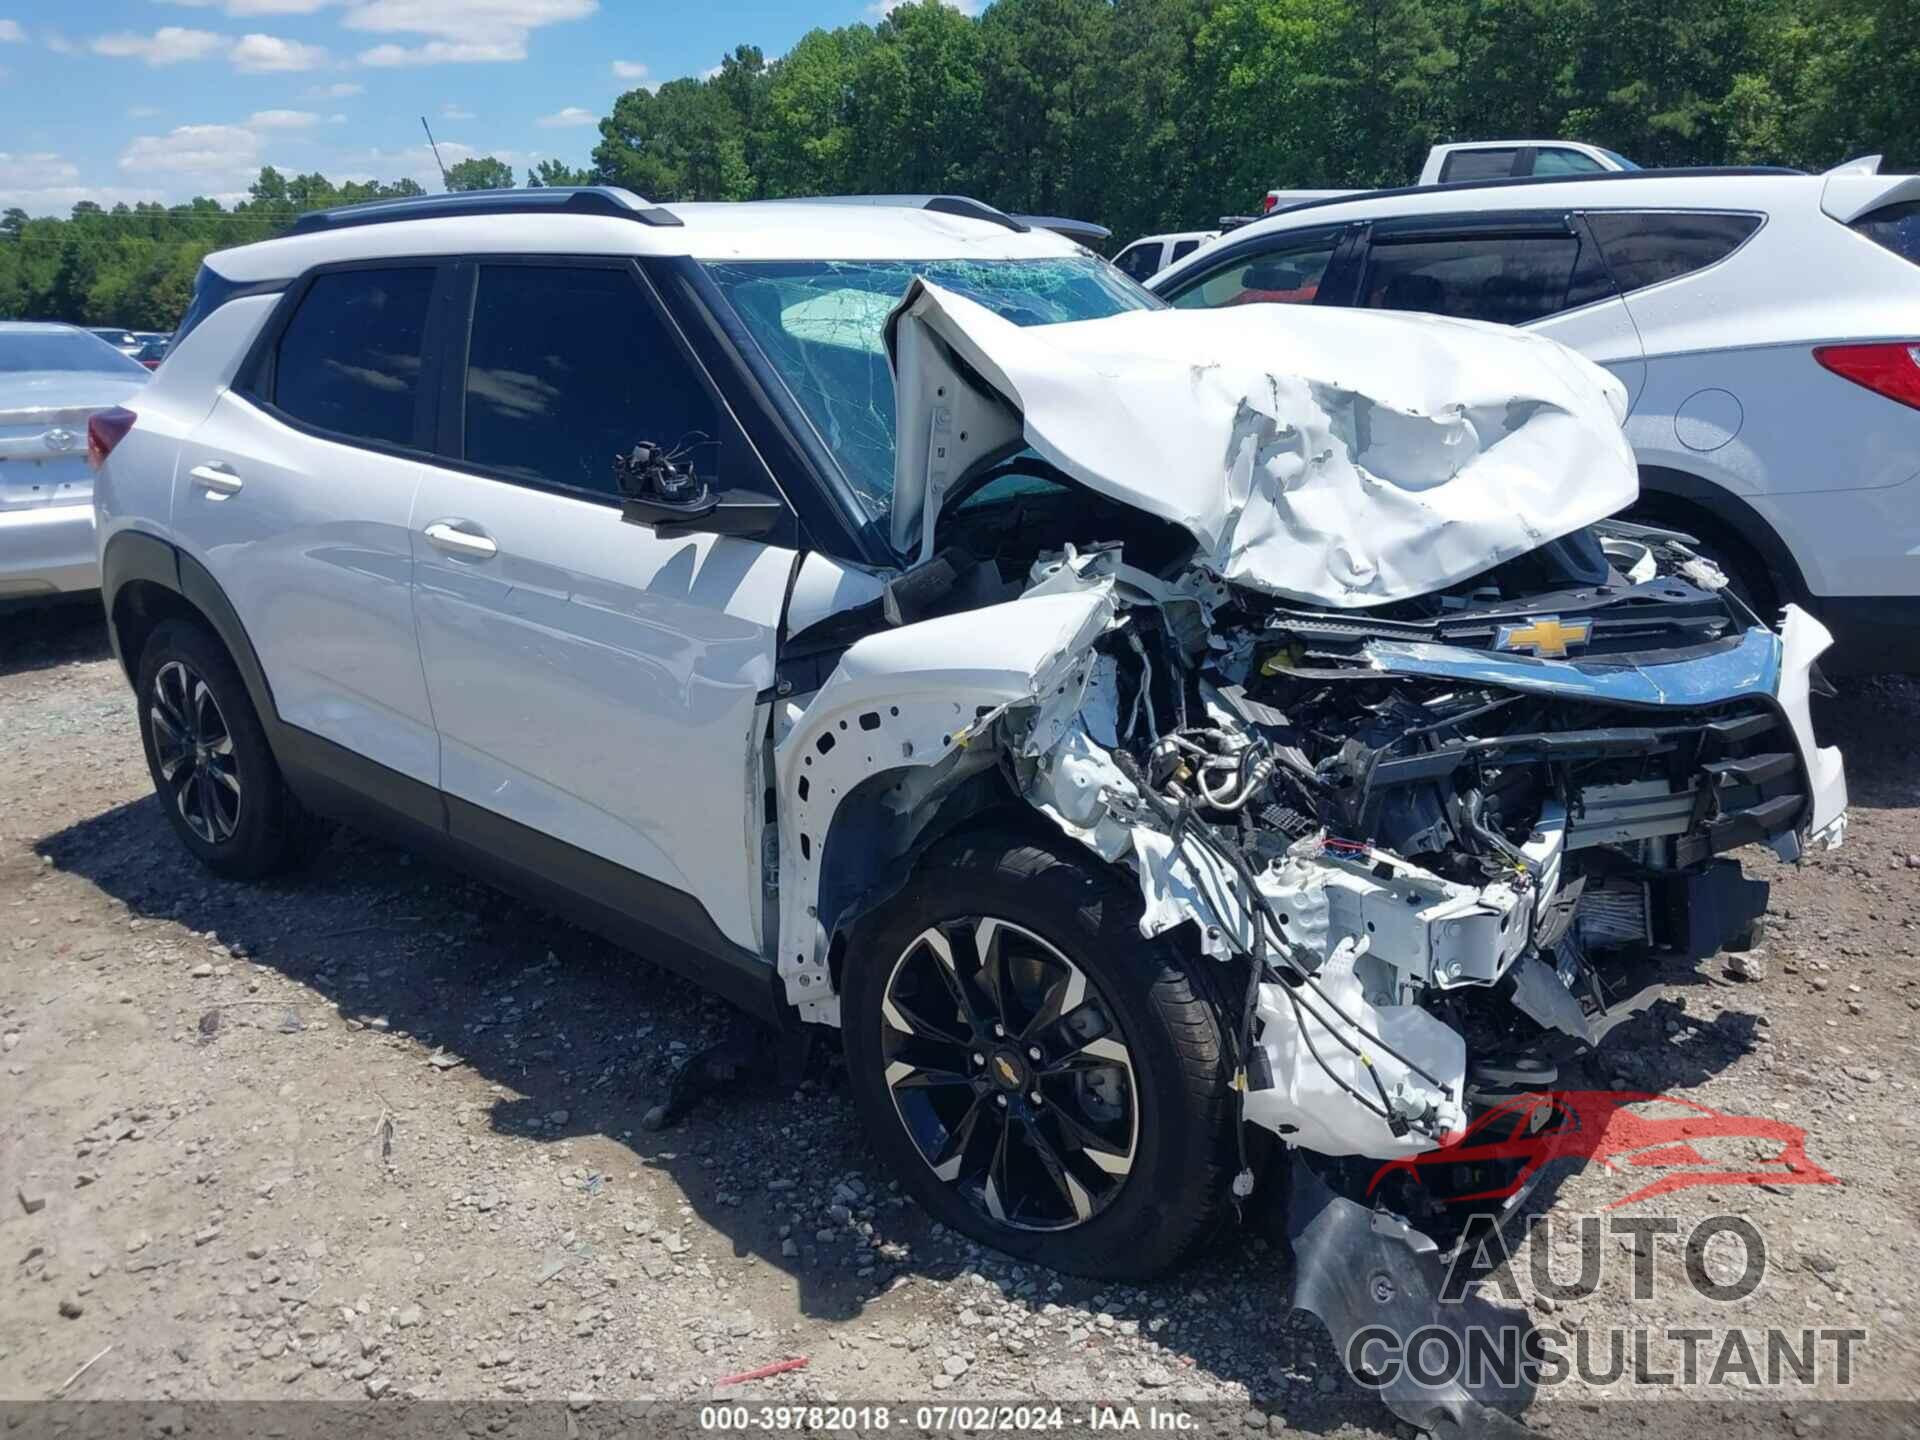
top-left (886, 281), bottom-right (1637, 608)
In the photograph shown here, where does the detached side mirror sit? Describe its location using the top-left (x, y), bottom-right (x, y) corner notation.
top-left (612, 439), bottom-right (786, 540)
top-left (622, 487), bottom-right (786, 539)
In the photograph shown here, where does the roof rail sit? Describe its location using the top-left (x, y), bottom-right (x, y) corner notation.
top-left (1011, 214), bottom-right (1112, 245)
top-left (779, 194), bottom-right (1031, 233)
top-left (287, 186), bottom-right (681, 235)
top-left (1248, 166), bottom-right (1806, 226)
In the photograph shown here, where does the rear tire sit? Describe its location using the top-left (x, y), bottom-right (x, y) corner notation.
top-left (135, 618), bottom-right (304, 880)
top-left (843, 828), bottom-right (1235, 1280)
top-left (1627, 501), bottom-right (1779, 621)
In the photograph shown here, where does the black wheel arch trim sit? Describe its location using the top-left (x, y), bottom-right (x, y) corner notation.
top-left (100, 528), bottom-right (787, 1024)
top-left (1631, 466), bottom-right (1812, 607)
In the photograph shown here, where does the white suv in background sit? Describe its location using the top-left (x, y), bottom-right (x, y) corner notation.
top-left (1151, 163), bottom-right (1920, 671)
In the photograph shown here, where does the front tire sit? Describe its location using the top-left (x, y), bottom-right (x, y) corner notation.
top-left (843, 829), bottom-right (1235, 1279)
top-left (136, 618), bottom-right (303, 880)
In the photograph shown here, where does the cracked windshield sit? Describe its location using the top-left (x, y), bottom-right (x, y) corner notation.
top-left (702, 258), bottom-right (1155, 527)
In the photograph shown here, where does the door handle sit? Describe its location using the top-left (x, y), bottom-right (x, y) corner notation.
top-left (423, 520), bottom-right (498, 559)
top-left (189, 463), bottom-right (243, 495)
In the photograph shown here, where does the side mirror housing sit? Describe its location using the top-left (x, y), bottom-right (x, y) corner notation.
top-left (622, 487), bottom-right (787, 539)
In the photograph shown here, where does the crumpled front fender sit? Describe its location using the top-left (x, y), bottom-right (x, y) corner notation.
top-left (774, 587), bottom-right (1114, 1023)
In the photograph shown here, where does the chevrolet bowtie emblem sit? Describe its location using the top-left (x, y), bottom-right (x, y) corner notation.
top-left (993, 1056), bottom-right (1020, 1085)
top-left (1496, 616), bottom-right (1592, 658)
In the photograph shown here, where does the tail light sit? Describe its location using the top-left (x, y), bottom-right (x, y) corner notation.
top-left (87, 407), bottom-right (137, 471)
top-left (1813, 342), bottom-right (1920, 412)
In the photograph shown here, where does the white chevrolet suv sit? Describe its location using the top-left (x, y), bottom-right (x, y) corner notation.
top-left (93, 187), bottom-right (1845, 1434)
top-left (1150, 163), bottom-right (1920, 671)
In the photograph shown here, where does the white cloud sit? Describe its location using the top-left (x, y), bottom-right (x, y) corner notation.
top-left (439, 102), bottom-right (474, 120)
top-left (90, 26), bottom-right (226, 65)
top-left (158, 0), bottom-right (334, 10)
top-left (127, 104), bottom-right (163, 119)
top-left (0, 19), bottom-right (25, 42)
top-left (358, 38), bottom-right (520, 65)
top-left (535, 105), bottom-right (594, 128)
top-left (345, 0), bottom-right (596, 65)
top-left (0, 151), bottom-right (81, 188)
top-left (305, 79), bottom-right (364, 98)
top-left (610, 58), bottom-right (647, 80)
top-left (43, 29), bottom-right (75, 54)
top-left (328, 112), bottom-right (348, 123)
top-left (332, 138), bottom-right (532, 192)
top-left (230, 32), bottom-right (328, 70)
top-left (119, 123), bottom-right (263, 181)
top-left (248, 108), bottom-right (322, 128)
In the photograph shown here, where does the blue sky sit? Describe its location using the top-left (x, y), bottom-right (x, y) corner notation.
top-left (0, 0), bottom-right (920, 215)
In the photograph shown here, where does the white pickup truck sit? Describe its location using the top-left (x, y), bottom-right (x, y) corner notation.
top-left (1260, 139), bottom-right (1636, 214)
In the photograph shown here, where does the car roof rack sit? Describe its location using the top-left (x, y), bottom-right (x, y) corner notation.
top-left (1252, 166), bottom-right (1805, 226)
top-left (779, 194), bottom-right (1031, 233)
top-left (1012, 214), bottom-right (1111, 245)
top-left (287, 186), bottom-right (682, 235)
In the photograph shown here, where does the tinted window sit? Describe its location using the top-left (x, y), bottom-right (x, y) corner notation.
top-left (1584, 210), bottom-right (1761, 294)
top-left (1440, 148), bottom-right (1519, 183)
top-left (463, 265), bottom-right (718, 499)
top-left (1532, 147), bottom-right (1607, 176)
top-left (1850, 201), bottom-right (1920, 266)
top-left (1362, 231), bottom-right (1603, 325)
top-left (1169, 239), bottom-right (1202, 263)
top-left (0, 329), bottom-right (148, 376)
top-left (273, 268), bottom-right (434, 447)
top-left (1114, 243), bottom-right (1162, 281)
top-left (1166, 232), bottom-right (1339, 309)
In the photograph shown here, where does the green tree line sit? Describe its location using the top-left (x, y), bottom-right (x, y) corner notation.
top-left (5, 0), bottom-right (1914, 329)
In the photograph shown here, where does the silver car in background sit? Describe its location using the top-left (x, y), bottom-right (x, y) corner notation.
top-left (1, 323), bottom-right (149, 600)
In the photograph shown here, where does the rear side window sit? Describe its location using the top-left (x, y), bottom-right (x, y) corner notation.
top-left (1169, 239), bottom-right (1202, 264)
top-left (1584, 210), bottom-right (1762, 294)
top-left (1532, 147), bottom-right (1607, 176)
top-left (1851, 201), bottom-right (1920, 265)
top-left (271, 267), bottom-right (434, 448)
top-left (1440, 148), bottom-right (1519, 183)
top-left (461, 265), bottom-right (718, 500)
top-left (1114, 243), bottom-right (1161, 282)
top-left (1361, 230), bottom-right (1607, 325)
top-left (1166, 230), bottom-right (1340, 309)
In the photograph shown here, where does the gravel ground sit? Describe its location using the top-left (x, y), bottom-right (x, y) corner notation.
top-left (2, 601), bottom-right (1916, 1435)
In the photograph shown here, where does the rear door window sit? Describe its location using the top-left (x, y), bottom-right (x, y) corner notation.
top-left (1169, 239), bottom-right (1202, 264)
top-left (1532, 147), bottom-right (1608, 176)
top-left (460, 264), bottom-right (719, 501)
top-left (1583, 210), bottom-right (1762, 293)
top-left (270, 267), bottom-right (435, 448)
top-left (1164, 229), bottom-right (1341, 309)
top-left (1360, 227), bottom-right (1609, 325)
top-left (1439, 148), bottom-right (1520, 183)
top-left (1849, 201), bottom-right (1920, 266)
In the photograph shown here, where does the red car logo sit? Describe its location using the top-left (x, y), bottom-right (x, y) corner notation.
top-left (1369, 1090), bottom-right (1839, 1211)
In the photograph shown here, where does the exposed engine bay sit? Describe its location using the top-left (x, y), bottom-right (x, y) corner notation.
top-left (766, 279), bottom-right (1849, 1433)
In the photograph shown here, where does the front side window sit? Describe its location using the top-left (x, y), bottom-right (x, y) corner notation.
top-left (1164, 232), bottom-right (1340, 311)
top-left (272, 267), bottom-right (434, 448)
top-left (701, 256), bottom-right (1155, 526)
top-left (1583, 210), bottom-right (1762, 294)
top-left (1361, 230), bottom-right (1606, 325)
top-left (461, 265), bottom-right (719, 500)
top-left (1440, 148), bottom-right (1519, 183)
top-left (1114, 243), bottom-right (1162, 281)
